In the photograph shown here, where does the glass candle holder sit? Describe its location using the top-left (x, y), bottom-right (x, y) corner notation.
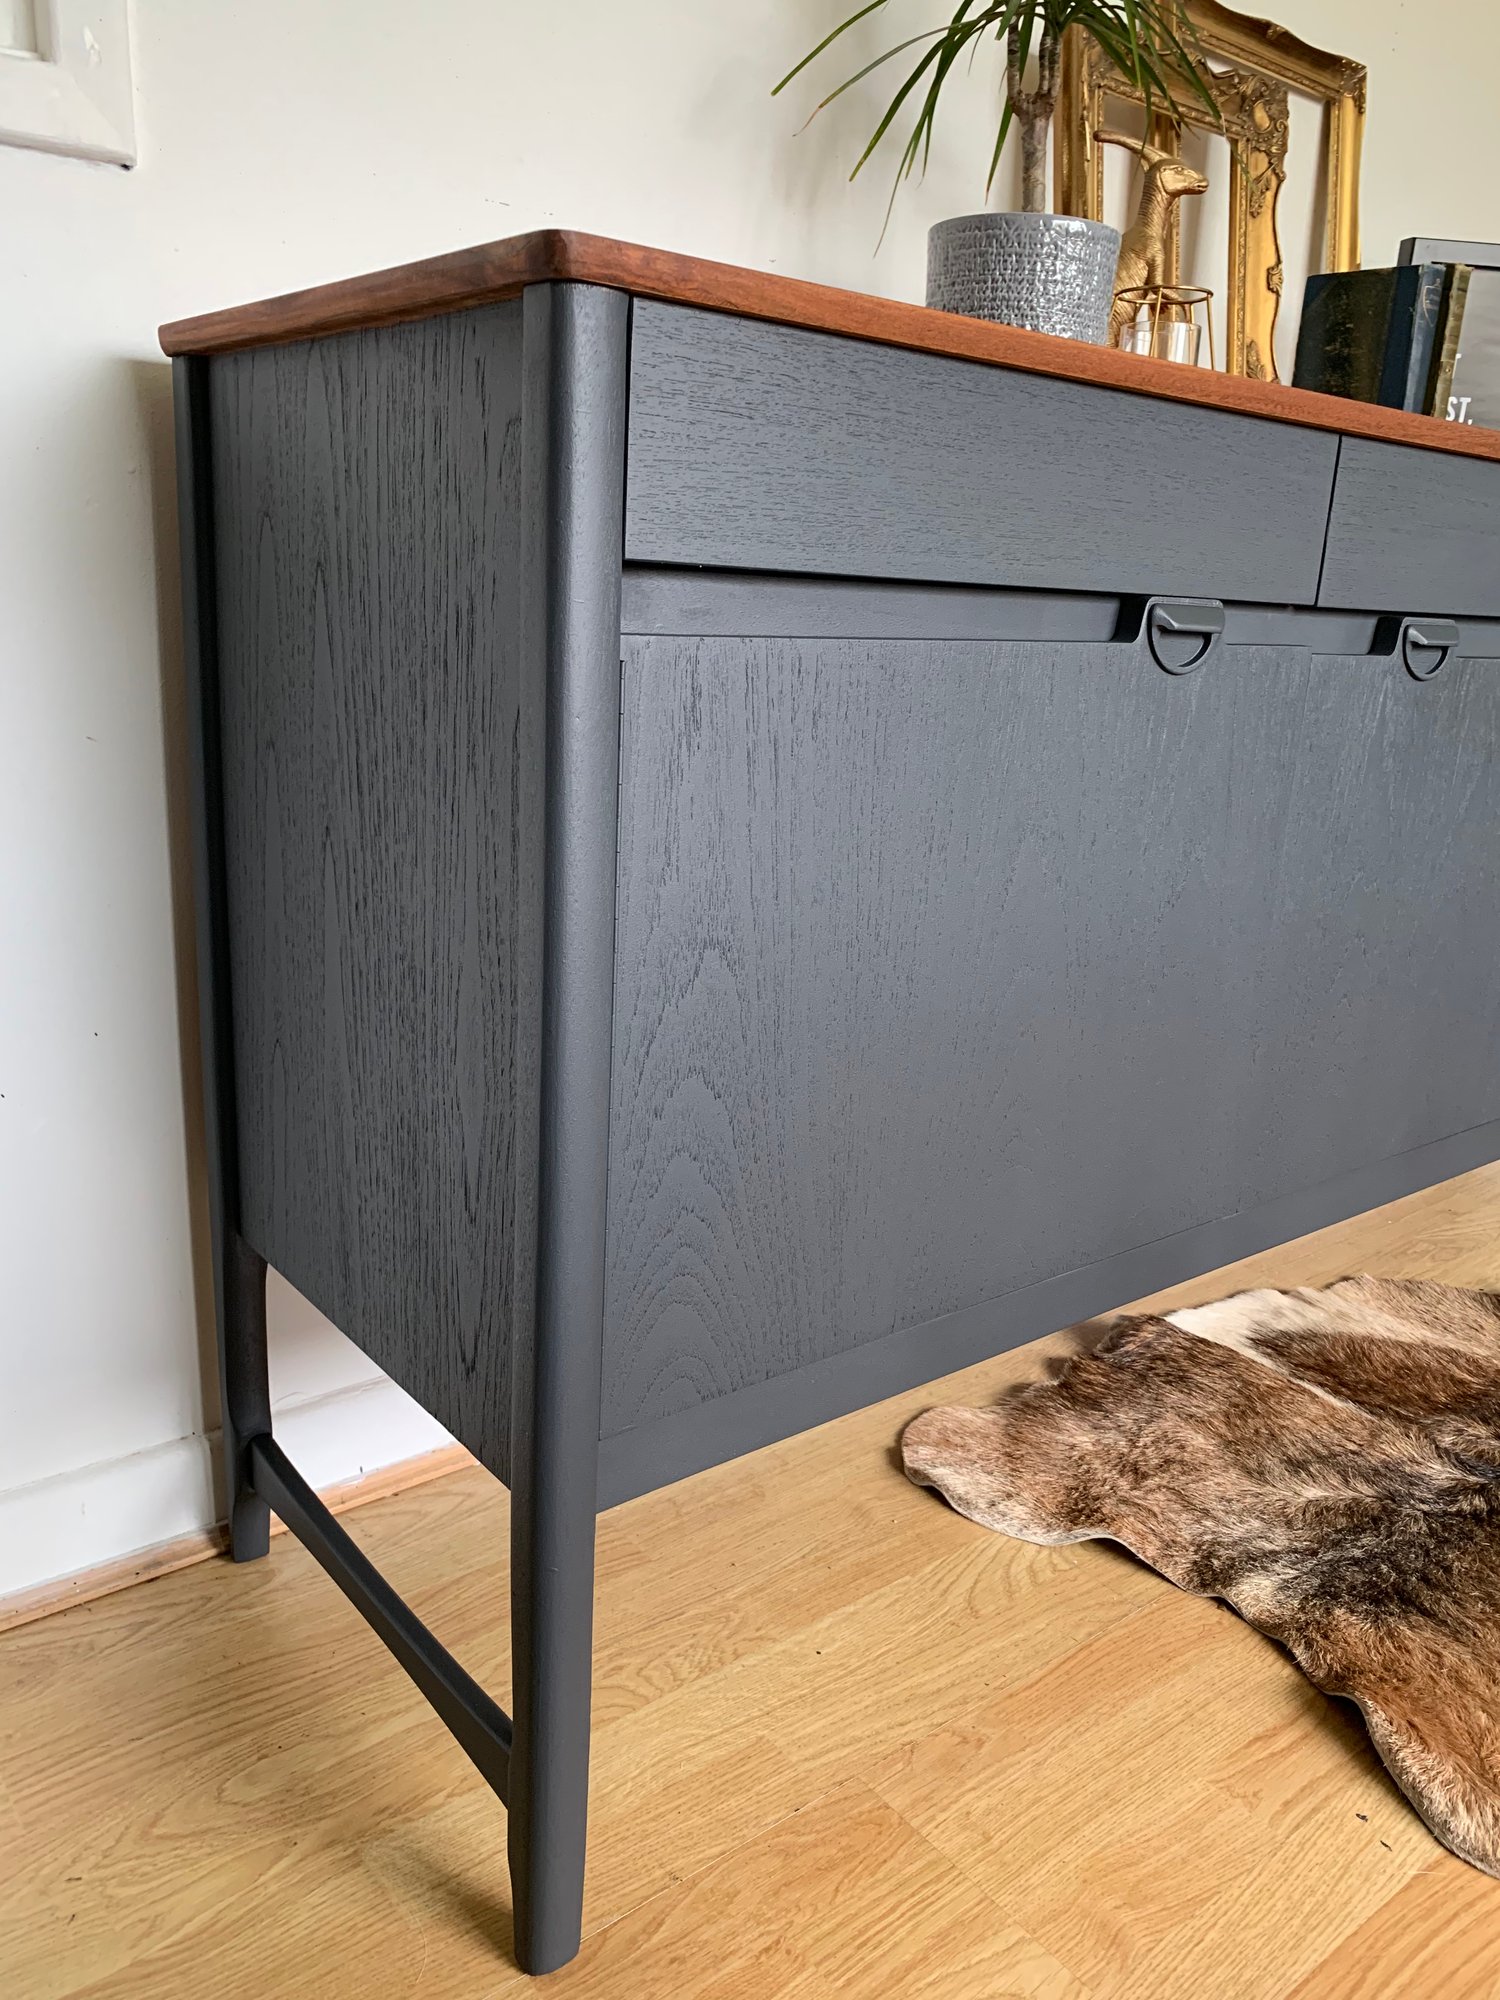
top-left (1116, 285), bottom-right (1216, 369)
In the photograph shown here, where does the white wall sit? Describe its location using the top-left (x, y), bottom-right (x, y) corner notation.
top-left (2, 0), bottom-right (1497, 1598)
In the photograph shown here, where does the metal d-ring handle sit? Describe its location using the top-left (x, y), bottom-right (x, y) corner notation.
top-left (1145, 598), bottom-right (1225, 676)
top-left (1400, 618), bottom-right (1460, 681)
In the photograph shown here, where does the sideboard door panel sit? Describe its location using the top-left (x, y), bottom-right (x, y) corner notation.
top-left (602, 631), bottom-right (1500, 1438)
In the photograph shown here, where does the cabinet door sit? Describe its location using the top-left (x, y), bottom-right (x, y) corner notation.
top-left (602, 631), bottom-right (1500, 1439)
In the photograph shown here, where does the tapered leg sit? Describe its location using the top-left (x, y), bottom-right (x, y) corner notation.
top-left (506, 1380), bottom-right (598, 1971)
top-left (505, 280), bottom-right (629, 1974)
top-left (174, 356), bottom-right (274, 1564)
top-left (218, 1228), bottom-right (272, 1561)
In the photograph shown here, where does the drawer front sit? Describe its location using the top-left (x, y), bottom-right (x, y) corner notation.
top-left (624, 301), bottom-right (1338, 603)
top-left (1319, 436), bottom-right (1500, 614)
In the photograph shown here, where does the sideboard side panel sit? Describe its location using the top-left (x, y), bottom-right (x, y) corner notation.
top-left (208, 303), bottom-right (534, 1483)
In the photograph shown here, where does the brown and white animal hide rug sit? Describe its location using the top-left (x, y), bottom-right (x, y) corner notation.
top-left (901, 1277), bottom-right (1500, 1874)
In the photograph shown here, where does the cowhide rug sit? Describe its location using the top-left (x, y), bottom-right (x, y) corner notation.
top-left (901, 1276), bottom-right (1500, 1875)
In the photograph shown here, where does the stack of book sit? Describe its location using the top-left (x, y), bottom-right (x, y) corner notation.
top-left (1293, 253), bottom-right (1500, 427)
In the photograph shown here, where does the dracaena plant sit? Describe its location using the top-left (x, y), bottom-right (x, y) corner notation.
top-left (775, 0), bottom-right (1221, 224)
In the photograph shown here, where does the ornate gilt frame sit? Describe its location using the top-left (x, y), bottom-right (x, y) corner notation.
top-left (1056, 2), bottom-right (1367, 381)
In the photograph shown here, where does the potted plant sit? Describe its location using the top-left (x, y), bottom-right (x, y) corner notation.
top-left (776, 0), bottom-right (1221, 344)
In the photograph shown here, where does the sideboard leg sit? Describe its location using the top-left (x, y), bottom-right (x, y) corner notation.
top-left (219, 1228), bottom-right (271, 1562)
top-left (505, 280), bottom-right (628, 1975)
top-left (174, 353), bottom-right (273, 1564)
top-left (507, 1419), bottom-right (597, 1973)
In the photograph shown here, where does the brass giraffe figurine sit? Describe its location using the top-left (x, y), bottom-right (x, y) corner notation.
top-left (1095, 128), bottom-right (1209, 347)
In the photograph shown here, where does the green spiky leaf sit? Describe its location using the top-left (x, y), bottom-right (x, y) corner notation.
top-left (776, 0), bottom-right (1225, 224)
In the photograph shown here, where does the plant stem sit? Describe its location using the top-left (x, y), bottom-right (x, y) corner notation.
top-left (1019, 107), bottom-right (1047, 212)
top-left (1007, 19), bottom-right (1062, 213)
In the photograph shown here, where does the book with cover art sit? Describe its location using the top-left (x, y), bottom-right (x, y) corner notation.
top-left (1443, 266), bottom-right (1500, 428)
top-left (1398, 237), bottom-right (1500, 428)
top-left (1292, 264), bottom-right (1465, 413)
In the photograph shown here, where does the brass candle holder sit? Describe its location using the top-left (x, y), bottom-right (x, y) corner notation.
top-left (1116, 283), bottom-right (1217, 369)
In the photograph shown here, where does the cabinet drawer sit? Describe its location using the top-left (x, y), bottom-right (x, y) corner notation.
top-left (624, 300), bottom-right (1338, 603)
top-left (1319, 436), bottom-right (1500, 614)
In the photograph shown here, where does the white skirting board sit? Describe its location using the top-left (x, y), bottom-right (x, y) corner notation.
top-left (0, 1373), bottom-right (455, 1603)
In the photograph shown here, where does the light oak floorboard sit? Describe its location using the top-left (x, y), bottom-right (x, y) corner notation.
top-left (6, 1164), bottom-right (1500, 1996)
top-left (0, 1444), bottom-right (478, 1636)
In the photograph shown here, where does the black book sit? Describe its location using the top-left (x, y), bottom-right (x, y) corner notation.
top-left (1293, 264), bottom-right (1457, 411)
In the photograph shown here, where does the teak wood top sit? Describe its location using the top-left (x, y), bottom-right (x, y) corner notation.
top-left (160, 228), bottom-right (1500, 464)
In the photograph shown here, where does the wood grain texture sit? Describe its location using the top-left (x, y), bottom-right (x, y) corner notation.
top-left (7, 1164), bottom-right (1500, 1999)
top-left (1318, 436), bottom-right (1500, 615)
top-left (596, 1114), bottom-right (1500, 1508)
top-left (158, 228), bottom-right (1500, 467)
top-left (208, 302), bottom-right (537, 1484)
top-left (624, 302), bottom-right (1338, 602)
top-left (602, 630), bottom-right (1500, 1435)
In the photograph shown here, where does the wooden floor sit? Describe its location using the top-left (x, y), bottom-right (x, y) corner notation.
top-left (8, 1167), bottom-right (1500, 1998)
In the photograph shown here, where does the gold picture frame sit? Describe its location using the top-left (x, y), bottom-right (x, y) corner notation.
top-left (1056, 2), bottom-right (1366, 380)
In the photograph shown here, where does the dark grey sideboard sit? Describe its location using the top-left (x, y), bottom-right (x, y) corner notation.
top-left (162, 231), bottom-right (1500, 1973)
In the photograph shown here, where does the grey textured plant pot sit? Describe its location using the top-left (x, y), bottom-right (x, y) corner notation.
top-left (926, 213), bottom-right (1121, 344)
